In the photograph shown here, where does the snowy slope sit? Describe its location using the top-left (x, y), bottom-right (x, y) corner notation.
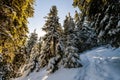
top-left (76, 46), bottom-right (120, 80)
top-left (14, 46), bottom-right (120, 80)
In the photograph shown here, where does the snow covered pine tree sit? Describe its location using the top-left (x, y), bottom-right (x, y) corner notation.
top-left (63, 13), bottom-right (82, 68)
top-left (74, 10), bottom-right (97, 52)
top-left (40, 6), bottom-right (63, 73)
top-left (24, 30), bottom-right (39, 75)
top-left (73, 0), bottom-right (120, 47)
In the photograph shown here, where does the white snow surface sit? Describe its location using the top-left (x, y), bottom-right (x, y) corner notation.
top-left (76, 46), bottom-right (120, 80)
top-left (14, 46), bottom-right (120, 80)
top-left (14, 68), bottom-right (79, 80)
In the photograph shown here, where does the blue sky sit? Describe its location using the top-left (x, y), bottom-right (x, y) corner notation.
top-left (28, 0), bottom-right (79, 37)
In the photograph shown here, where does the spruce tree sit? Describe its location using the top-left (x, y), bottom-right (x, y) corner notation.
top-left (25, 30), bottom-right (39, 74)
top-left (35, 37), bottom-right (42, 72)
top-left (10, 30), bottom-right (38, 77)
top-left (0, 0), bottom-right (35, 57)
top-left (74, 10), bottom-right (97, 52)
top-left (26, 29), bottom-right (38, 54)
top-left (12, 46), bottom-right (27, 77)
top-left (73, 0), bottom-right (120, 47)
top-left (63, 13), bottom-right (82, 68)
top-left (40, 6), bottom-right (62, 72)
top-left (0, 0), bottom-right (35, 79)
top-left (47, 38), bottom-right (64, 73)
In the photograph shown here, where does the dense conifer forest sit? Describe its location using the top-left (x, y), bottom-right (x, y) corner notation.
top-left (0, 0), bottom-right (120, 80)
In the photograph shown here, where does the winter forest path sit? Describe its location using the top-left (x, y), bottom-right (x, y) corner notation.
top-left (14, 47), bottom-right (120, 80)
top-left (75, 47), bottom-right (120, 80)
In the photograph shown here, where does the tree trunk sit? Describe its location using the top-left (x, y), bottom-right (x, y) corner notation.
top-left (53, 37), bottom-right (56, 56)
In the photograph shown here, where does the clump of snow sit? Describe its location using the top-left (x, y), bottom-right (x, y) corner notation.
top-left (98, 30), bottom-right (105, 38)
top-left (117, 21), bottom-right (120, 27)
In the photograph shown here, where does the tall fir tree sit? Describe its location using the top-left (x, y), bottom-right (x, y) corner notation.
top-left (0, 0), bottom-right (35, 58)
top-left (40, 6), bottom-right (63, 71)
top-left (0, 0), bottom-right (35, 79)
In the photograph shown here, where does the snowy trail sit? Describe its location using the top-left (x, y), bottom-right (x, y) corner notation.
top-left (14, 47), bottom-right (120, 80)
top-left (76, 47), bottom-right (120, 80)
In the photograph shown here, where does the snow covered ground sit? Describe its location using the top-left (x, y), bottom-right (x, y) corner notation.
top-left (76, 46), bottom-right (120, 80)
top-left (14, 46), bottom-right (120, 80)
top-left (14, 68), bottom-right (79, 80)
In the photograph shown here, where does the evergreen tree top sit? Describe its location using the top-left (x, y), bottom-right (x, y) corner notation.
top-left (74, 10), bottom-right (80, 23)
top-left (48, 5), bottom-right (58, 17)
top-left (63, 12), bottom-right (75, 34)
top-left (42, 5), bottom-right (62, 33)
